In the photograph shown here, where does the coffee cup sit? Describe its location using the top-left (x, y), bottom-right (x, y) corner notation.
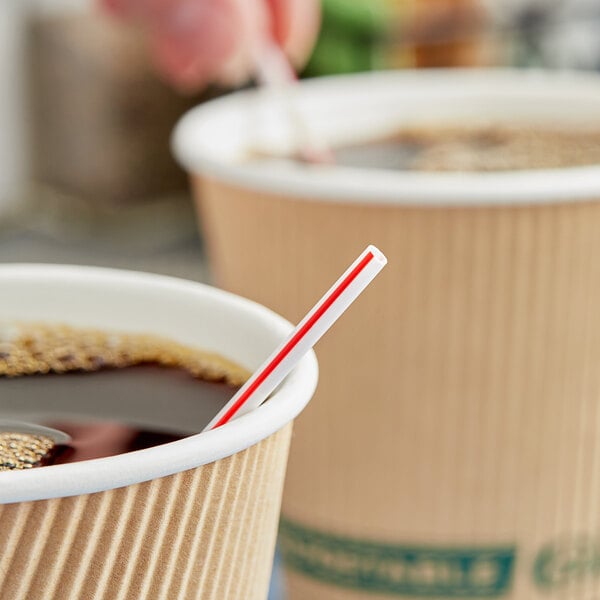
top-left (174, 69), bottom-right (600, 599)
top-left (0, 264), bottom-right (317, 600)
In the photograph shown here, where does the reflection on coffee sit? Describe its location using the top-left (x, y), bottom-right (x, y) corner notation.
top-left (333, 125), bottom-right (600, 171)
top-left (0, 323), bottom-right (247, 469)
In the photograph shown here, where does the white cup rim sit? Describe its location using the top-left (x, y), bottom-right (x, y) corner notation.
top-left (173, 68), bottom-right (600, 206)
top-left (0, 264), bottom-right (318, 503)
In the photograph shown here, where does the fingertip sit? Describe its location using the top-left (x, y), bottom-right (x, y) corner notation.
top-left (267, 0), bottom-right (321, 67)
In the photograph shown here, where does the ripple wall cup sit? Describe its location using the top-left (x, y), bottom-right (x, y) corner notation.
top-left (175, 70), bottom-right (600, 599)
top-left (0, 264), bottom-right (318, 600)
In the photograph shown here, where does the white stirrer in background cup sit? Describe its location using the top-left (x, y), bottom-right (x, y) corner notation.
top-left (251, 38), bottom-right (334, 164)
top-left (205, 245), bottom-right (387, 431)
top-left (245, 0), bottom-right (334, 164)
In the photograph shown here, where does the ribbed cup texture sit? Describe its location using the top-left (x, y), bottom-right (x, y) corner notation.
top-left (197, 176), bottom-right (600, 599)
top-left (0, 424), bottom-right (291, 600)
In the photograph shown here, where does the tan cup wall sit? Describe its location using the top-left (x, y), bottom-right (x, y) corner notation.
top-left (195, 176), bottom-right (600, 599)
top-left (0, 424), bottom-right (291, 600)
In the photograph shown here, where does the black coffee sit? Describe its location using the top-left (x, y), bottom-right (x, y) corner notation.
top-left (332, 125), bottom-right (600, 172)
top-left (0, 324), bottom-right (246, 469)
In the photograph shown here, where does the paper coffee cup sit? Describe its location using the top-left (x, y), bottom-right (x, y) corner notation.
top-left (0, 264), bottom-right (318, 600)
top-left (174, 69), bottom-right (600, 599)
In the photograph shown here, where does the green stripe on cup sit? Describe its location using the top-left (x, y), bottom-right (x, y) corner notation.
top-left (280, 517), bottom-right (516, 597)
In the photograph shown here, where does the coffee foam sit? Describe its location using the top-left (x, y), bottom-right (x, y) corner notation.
top-left (0, 432), bottom-right (55, 471)
top-left (395, 125), bottom-right (600, 171)
top-left (0, 322), bottom-right (250, 471)
top-left (0, 322), bottom-right (249, 385)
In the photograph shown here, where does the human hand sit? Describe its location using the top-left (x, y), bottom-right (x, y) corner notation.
top-left (99, 0), bottom-right (321, 91)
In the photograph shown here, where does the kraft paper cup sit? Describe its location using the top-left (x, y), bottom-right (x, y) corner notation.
top-left (174, 69), bottom-right (600, 599)
top-left (0, 264), bottom-right (318, 600)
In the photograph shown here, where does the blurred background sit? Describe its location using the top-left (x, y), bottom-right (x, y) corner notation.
top-left (2, 0), bottom-right (600, 283)
top-left (2, 2), bottom-right (600, 596)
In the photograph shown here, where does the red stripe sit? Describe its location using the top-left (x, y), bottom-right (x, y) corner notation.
top-left (212, 251), bottom-right (375, 429)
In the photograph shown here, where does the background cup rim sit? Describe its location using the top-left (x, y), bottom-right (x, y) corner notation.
top-left (173, 68), bottom-right (600, 206)
top-left (0, 264), bottom-right (318, 503)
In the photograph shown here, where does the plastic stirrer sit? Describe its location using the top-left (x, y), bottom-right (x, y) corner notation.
top-left (0, 421), bottom-right (71, 444)
top-left (251, 38), bottom-right (334, 164)
top-left (204, 245), bottom-right (387, 431)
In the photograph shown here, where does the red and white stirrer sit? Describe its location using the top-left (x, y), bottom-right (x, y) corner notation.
top-left (204, 245), bottom-right (387, 431)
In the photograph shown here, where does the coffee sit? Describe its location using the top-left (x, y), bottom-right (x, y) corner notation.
top-left (333, 125), bottom-right (600, 171)
top-left (0, 323), bottom-right (247, 469)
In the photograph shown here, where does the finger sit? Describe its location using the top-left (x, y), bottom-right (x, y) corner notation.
top-left (98, 0), bottom-right (146, 19)
top-left (265, 0), bottom-right (321, 67)
top-left (215, 0), bottom-right (270, 86)
top-left (149, 0), bottom-right (242, 91)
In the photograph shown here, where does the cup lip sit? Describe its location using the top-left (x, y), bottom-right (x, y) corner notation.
top-left (0, 264), bottom-right (319, 504)
top-left (173, 68), bottom-right (600, 206)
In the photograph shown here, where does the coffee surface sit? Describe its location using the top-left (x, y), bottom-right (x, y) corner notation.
top-left (333, 125), bottom-right (600, 172)
top-left (0, 323), bottom-right (247, 469)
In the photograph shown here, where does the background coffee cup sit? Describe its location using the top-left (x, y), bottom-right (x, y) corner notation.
top-left (174, 69), bottom-right (600, 599)
top-left (0, 264), bottom-right (317, 600)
